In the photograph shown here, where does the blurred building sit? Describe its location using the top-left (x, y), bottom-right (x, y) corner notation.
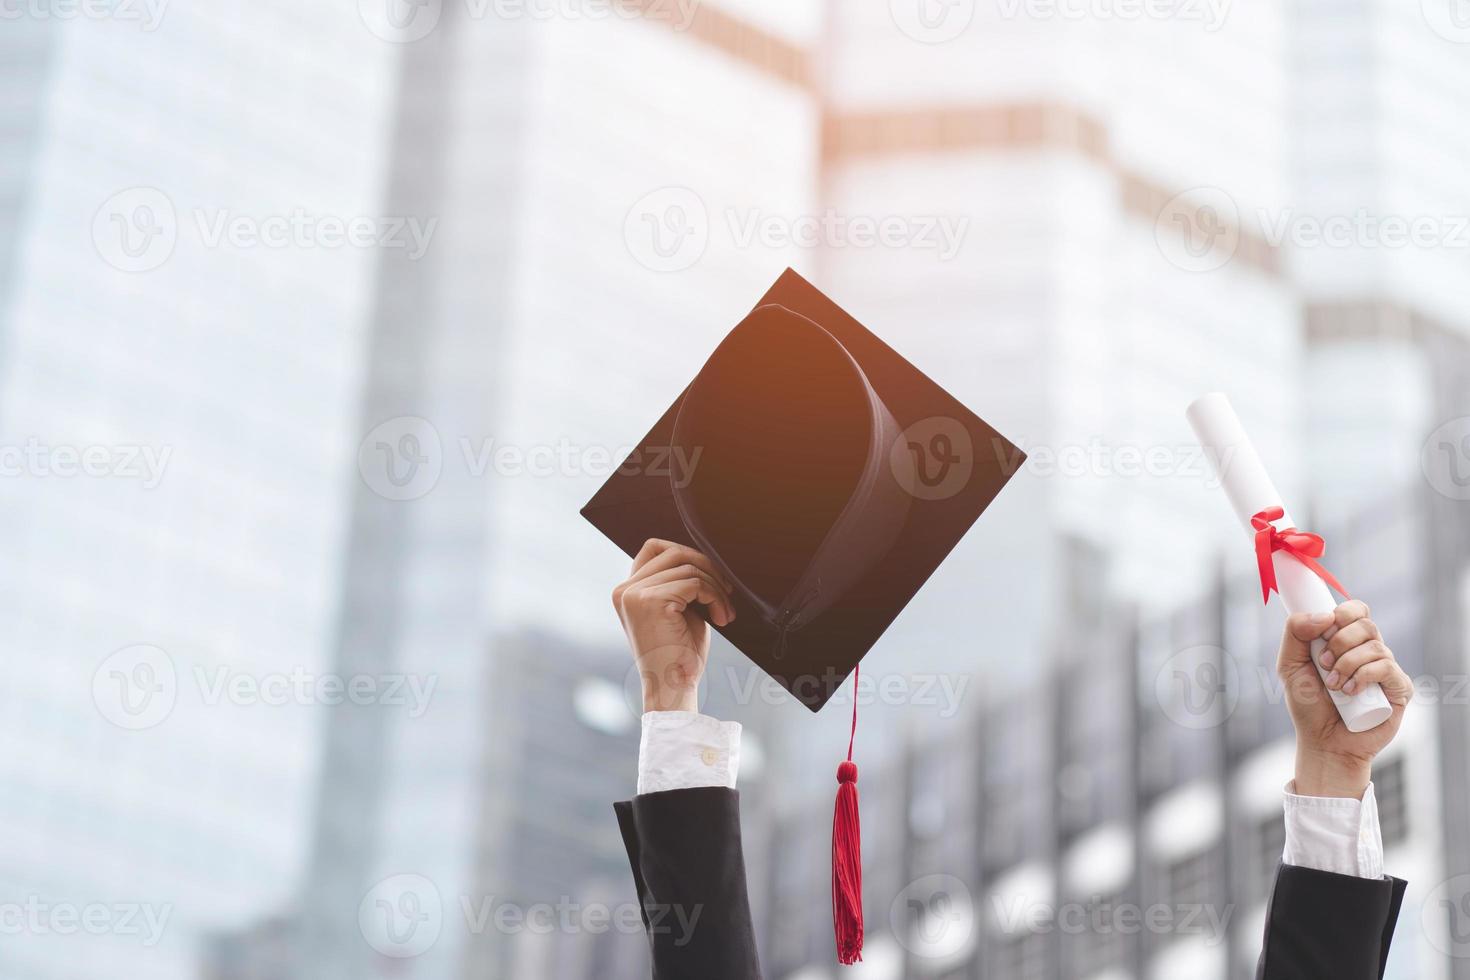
top-left (0, 9), bottom-right (395, 980)
top-left (294, 5), bottom-right (815, 979)
top-left (726, 490), bottom-right (1466, 980)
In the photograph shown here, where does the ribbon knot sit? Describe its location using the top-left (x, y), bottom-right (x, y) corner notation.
top-left (1250, 506), bottom-right (1351, 605)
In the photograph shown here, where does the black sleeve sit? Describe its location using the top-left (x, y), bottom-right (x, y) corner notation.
top-left (614, 787), bottom-right (763, 980)
top-left (1256, 863), bottom-right (1407, 980)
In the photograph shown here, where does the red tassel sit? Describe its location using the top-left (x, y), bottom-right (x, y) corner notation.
top-left (832, 667), bottom-right (863, 965)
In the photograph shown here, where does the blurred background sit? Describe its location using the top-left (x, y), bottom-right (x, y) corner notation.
top-left (2, 1), bottom-right (1470, 978)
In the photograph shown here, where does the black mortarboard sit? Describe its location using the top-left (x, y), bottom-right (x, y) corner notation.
top-left (582, 268), bottom-right (1025, 711)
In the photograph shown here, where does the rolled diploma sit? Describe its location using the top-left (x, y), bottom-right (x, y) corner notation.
top-left (1186, 392), bottom-right (1392, 733)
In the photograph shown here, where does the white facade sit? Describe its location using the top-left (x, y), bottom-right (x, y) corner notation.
top-left (0, 10), bottom-right (395, 980)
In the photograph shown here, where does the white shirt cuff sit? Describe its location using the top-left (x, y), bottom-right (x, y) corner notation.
top-left (636, 711), bottom-right (742, 795)
top-left (1282, 781), bottom-right (1385, 880)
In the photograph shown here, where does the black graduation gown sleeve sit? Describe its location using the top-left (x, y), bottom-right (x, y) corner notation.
top-left (614, 787), bottom-right (763, 980)
top-left (1256, 863), bottom-right (1408, 979)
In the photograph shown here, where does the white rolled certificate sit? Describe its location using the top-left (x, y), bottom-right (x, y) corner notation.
top-left (1186, 392), bottom-right (1392, 733)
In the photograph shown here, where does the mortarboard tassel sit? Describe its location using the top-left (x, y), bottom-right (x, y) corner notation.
top-left (831, 665), bottom-right (863, 965)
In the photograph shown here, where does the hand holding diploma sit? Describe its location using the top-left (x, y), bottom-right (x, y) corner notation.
top-left (1187, 392), bottom-right (1394, 732)
top-left (1277, 602), bottom-right (1414, 798)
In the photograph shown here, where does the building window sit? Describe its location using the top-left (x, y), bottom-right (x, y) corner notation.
top-left (1376, 757), bottom-right (1409, 848)
top-left (990, 929), bottom-right (1049, 980)
top-left (1164, 847), bottom-right (1218, 910)
top-left (1072, 892), bottom-right (1128, 973)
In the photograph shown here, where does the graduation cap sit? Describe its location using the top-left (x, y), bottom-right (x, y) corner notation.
top-left (582, 268), bottom-right (1024, 964)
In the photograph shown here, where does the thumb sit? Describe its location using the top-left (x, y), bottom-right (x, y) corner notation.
top-left (1279, 611), bottom-right (1333, 668)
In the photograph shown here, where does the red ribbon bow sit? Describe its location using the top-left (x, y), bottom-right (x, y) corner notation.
top-left (1250, 507), bottom-right (1351, 605)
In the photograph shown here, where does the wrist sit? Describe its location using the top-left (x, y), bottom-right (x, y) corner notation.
top-left (1294, 748), bottom-right (1371, 799)
top-left (641, 676), bottom-right (699, 713)
top-left (642, 689), bottom-right (699, 713)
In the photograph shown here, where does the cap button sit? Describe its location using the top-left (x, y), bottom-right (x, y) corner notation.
top-left (837, 761), bottom-right (858, 784)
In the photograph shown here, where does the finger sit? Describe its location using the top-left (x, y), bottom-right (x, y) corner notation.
top-left (637, 578), bottom-right (731, 625)
top-left (1327, 640), bottom-right (1391, 691)
top-left (1322, 619), bottom-right (1381, 666)
top-left (1333, 599), bottom-right (1371, 629)
top-left (625, 566), bottom-right (734, 625)
top-left (631, 538), bottom-right (679, 573)
top-left (1280, 611), bottom-right (1335, 669)
top-left (629, 541), bottom-right (733, 591)
top-left (1341, 657), bottom-right (1413, 705)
